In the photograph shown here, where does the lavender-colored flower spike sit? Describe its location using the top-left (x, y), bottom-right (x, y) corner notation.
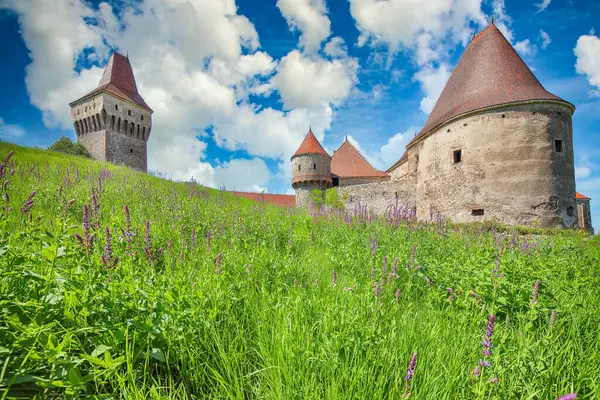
top-left (101, 227), bottom-right (118, 269)
top-left (446, 287), bottom-right (454, 301)
top-left (410, 245), bottom-right (417, 265)
top-left (404, 352), bottom-right (417, 389)
top-left (206, 230), bottom-right (211, 251)
top-left (332, 270), bottom-right (337, 286)
top-left (395, 289), bottom-right (401, 302)
top-left (392, 258), bottom-right (398, 276)
top-left (370, 267), bottom-right (375, 281)
top-left (473, 365), bottom-right (480, 378)
top-left (531, 279), bottom-right (540, 305)
top-left (555, 394), bottom-right (577, 400)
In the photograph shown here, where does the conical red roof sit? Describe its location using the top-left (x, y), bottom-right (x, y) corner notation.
top-left (576, 192), bottom-right (590, 200)
top-left (291, 128), bottom-right (330, 159)
top-left (331, 139), bottom-right (388, 178)
top-left (71, 52), bottom-right (152, 111)
top-left (407, 22), bottom-right (571, 147)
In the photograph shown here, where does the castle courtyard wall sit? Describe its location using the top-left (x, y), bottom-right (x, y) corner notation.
top-left (577, 199), bottom-right (593, 233)
top-left (410, 102), bottom-right (577, 228)
top-left (337, 178), bottom-right (416, 216)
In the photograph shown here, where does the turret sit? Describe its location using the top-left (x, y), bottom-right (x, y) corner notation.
top-left (69, 52), bottom-right (152, 172)
top-left (291, 128), bottom-right (332, 208)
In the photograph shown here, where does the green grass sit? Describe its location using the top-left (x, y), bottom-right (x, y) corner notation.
top-left (0, 141), bottom-right (599, 399)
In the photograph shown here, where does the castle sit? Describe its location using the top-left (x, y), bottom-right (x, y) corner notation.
top-left (291, 22), bottom-right (594, 233)
top-left (70, 52), bottom-right (152, 172)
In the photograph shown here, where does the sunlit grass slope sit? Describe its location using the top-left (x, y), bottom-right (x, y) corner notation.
top-left (0, 141), bottom-right (599, 399)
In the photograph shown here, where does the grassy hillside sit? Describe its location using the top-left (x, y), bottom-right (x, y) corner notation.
top-left (0, 141), bottom-right (599, 399)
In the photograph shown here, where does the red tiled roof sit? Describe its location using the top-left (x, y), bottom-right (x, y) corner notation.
top-left (406, 22), bottom-right (571, 149)
top-left (331, 139), bottom-right (389, 178)
top-left (71, 52), bottom-right (152, 111)
top-left (576, 192), bottom-right (591, 200)
top-left (291, 128), bottom-right (330, 159)
top-left (231, 191), bottom-right (296, 207)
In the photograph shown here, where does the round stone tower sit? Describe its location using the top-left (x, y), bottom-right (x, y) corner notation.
top-left (291, 128), bottom-right (332, 208)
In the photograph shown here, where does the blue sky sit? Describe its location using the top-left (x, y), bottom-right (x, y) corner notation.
top-left (0, 0), bottom-right (598, 230)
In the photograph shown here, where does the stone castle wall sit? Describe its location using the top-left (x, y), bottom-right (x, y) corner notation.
top-left (71, 93), bottom-right (152, 171)
top-left (292, 153), bottom-right (332, 208)
top-left (577, 199), bottom-right (593, 233)
top-left (402, 102), bottom-right (576, 228)
top-left (337, 178), bottom-right (416, 216)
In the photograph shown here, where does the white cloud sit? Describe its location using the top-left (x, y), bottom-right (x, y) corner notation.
top-left (3, 0), bottom-right (357, 193)
top-left (535, 0), bottom-right (551, 13)
top-left (276, 0), bottom-right (331, 53)
top-left (273, 50), bottom-right (359, 109)
top-left (515, 39), bottom-right (536, 56)
top-left (214, 158), bottom-right (270, 192)
top-left (491, 0), bottom-right (514, 44)
top-left (575, 34), bottom-right (600, 96)
top-left (575, 166), bottom-right (592, 179)
top-left (324, 37), bottom-right (348, 58)
top-left (346, 129), bottom-right (414, 170)
top-left (539, 30), bottom-right (551, 49)
top-left (0, 117), bottom-right (26, 140)
top-left (413, 64), bottom-right (452, 113)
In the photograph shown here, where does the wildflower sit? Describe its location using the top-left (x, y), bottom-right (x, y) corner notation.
top-left (58, 185), bottom-right (62, 198)
top-left (410, 245), bottom-right (417, 265)
top-left (167, 239), bottom-right (172, 253)
top-left (531, 279), bottom-right (540, 305)
top-left (404, 352), bottom-right (417, 390)
top-left (395, 289), bottom-right (401, 302)
top-left (191, 228), bottom-right (197, 251)
top-left (489, 377), bottom-right (499, 384)
top-left (91, 187), bottom-right (99, 228)
top-left (446, 287), bottom-right (454, 301)
top-left (216, 252), bottom-right (222, 275)
top-left (555, 394), bottom-right (577, 400)
top-left (20, 191), bottom-right (36, 213)
top-left (473, 365), bottom-right (480, 378)
top-left (144, 220), bottom-right (162, 266)
top-left (75, 205), bottom-right (94, 253)
top-left (101, 227), bottom-right (118, 269)
top-left (206, 230), bottom-right (211, 251)
top-left (382, 256), bottom-right (387, 277)
top-left (374, 284), bottom-right (382, 299)
top-left (392, 257), bottom-right (398, 276)
top-left (469, 291), bottom-right (483, 305)
top-left (424, 277), bottom-right (432, 286)
top-left (344, 286), bottom-right (353, 292)
top-left (370, 267), bottom-right (375, 281)
top-left (332, 270), bottom-right (337, 286)
top-left (475, 314), bottom-right (495, 376)
top-left (66, 199), bottom-right (76, 209)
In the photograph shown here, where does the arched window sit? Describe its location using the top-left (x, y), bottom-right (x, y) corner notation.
top-left (313, 163), bottom-right (316, 169)
top-left (128, 110), bottom-right (132, 116)
top-left (298, 165), bottom-right (301, 171)
top-left (115, 104), bottom-right (118, 111)
top-left (111, 115), bottom-right (115, 130)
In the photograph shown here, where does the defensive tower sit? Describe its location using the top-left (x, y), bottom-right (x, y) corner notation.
top-left (291, 128), bottom-right (332, 208)
top-left (69, 52), bottom-right (153, 171)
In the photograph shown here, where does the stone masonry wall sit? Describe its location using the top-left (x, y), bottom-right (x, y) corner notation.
top-left (292, 153), bottom-right (331, 208)
top-left (577, 199), bottom-right (593, 233)
top-left (337, 177), bottom-right (416, 216)
top-left (71, 93), bottom-right (152, 171)
top-left (338, 177), bottom-right (390, 187)
top-left (410, 102), bottom-right (577, 228)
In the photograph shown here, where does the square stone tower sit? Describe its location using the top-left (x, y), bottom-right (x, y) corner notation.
top-left (69, 52), bottom-right (153, 171)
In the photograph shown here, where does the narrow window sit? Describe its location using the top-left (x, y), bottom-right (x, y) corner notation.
top-left (128, 110), bottom-right (132, 116)
top-left (142, 127), bottom-right (146, 140)
top-left (313, 163), bottom-right (316, 169)
top-left (141, 115), bottom-right (144, 121)
top-left (137, 125), bottom-right (140, 138)
top-left (118, 118), bottom-right (121, 133)
top-left (115, 104), bottom-right (118, 110)
top-left (298, 165), bottom-right (301, 171)
top-left (554, 139), bottom-right (563, 153)
top-left (453, 149), bottom-right (462, 164)
top-left (111, 115), bottom-right (115, 130)
top-left (472, 209), bottom-right (484, 216)
top-left (130, 149), bottom-right (133, 153)
top-left (566, 206), bottom-right (574, 217)
top-left (85, 106), bottom-right (87, 112)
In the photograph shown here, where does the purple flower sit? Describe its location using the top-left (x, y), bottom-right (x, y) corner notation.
top-left (555, 394), bottom-right (577, 400)
top-left (531, 279), bottom-right (540, 305)
top-left (191, 228), bottom-right (197, 251)
top-left (392, 258), bottom-right (398, 276)
top-left (91, 187), bottom-right (99, 228)
top-left (101, 227), bottom-right (118, 269)
top-left (75, 205), bottom-right (94, 253)
top-left (332, 270), bottom-right (337, 286)
top-left (20, 191), bottom-right (36, 213)
top-left (374, 284), bottom-right (382, 299)
top-left (410, 245), bottom-right (417, 265)
top-left (478, 314), bottom-right (495, 370)
top-left (395, 289), bottom-right (401, 302)
top-left (550, 310), bottom-right (557, 329)
top-left (446, 287), bottom-right (454, 301)
top-left (473, 365), bottom-right (480, 378)
top-left (404, 352), bottom-right (417, 390)
top-left (382, 256), bottom-right (387, 277)
top-left (206, 230), bottom-right (211, 251)
top-left (216, 252), bottom-right (222, 275)
top-left (370, 267), bottom-right (375, 281)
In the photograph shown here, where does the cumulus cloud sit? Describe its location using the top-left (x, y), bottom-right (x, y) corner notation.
top-left (539, 30), bottom-right (551, 49)
top-left (273, 50), bottom-right (359, 110)
top-left (574, 34), bottom-right (600, 96)
top-left (346, 129), bottom-right (414, 170)
top-left (2, 0), bottom-right (359, 192)
top-left (276, 0), bottom-right (331, 53)
top-left (413, 64), bottom-right (452, 113)
top-left (515, 39), bottom-right (536, 56)
top-left (324, 37), bottom-right (348, 58)
top-left (0, 117), bottom-right (26, 140)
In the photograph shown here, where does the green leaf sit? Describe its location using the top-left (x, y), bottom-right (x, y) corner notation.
top-left (150, 348), bottom-right (166, 362)
top-left (91, 345), bottom-right (111, 357)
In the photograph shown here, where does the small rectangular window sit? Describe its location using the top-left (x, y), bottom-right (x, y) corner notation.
top-left (555, 139), bottom-right (563, 153)
top-left (453, 149), bottom-right (462, 164)
top-left (472, 209), bottom-right (484, 216)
